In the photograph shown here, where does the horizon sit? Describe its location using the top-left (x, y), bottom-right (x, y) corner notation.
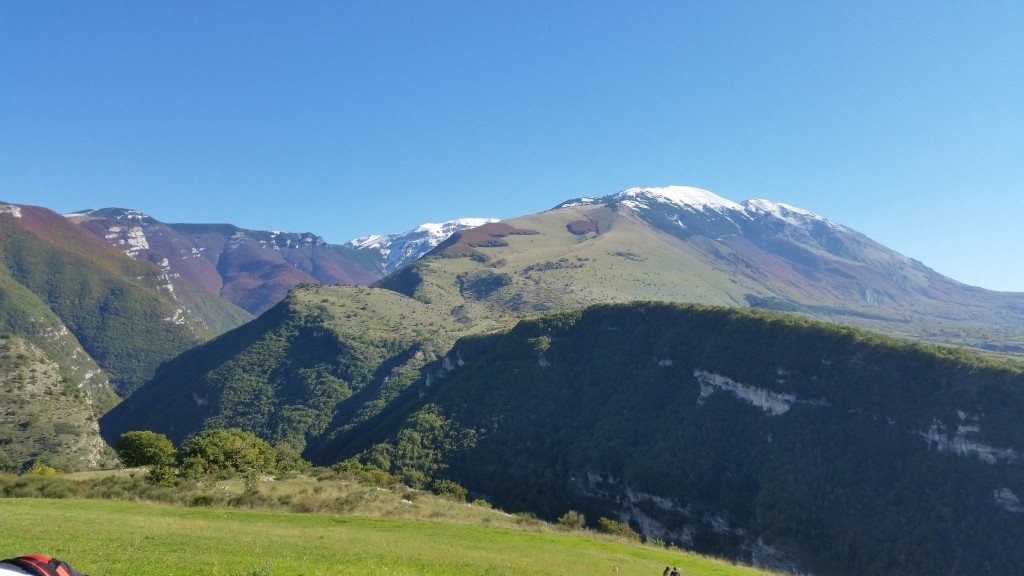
top-left (2, 2), bottom-right (1022, 291)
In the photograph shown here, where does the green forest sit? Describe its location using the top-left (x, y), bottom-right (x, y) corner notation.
top-left (333, 302), bottom-right (1024, 576)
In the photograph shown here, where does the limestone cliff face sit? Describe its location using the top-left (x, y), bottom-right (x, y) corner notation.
top-left (694, 370), bottom-right (802, 415)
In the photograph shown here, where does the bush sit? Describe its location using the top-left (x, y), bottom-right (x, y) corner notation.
top-left (332, 459), bottom-right (400, 488)
top-left (558, 510), bottom-right (586, 530)
top-left (598, 517), bottom-right (641, 541)
top-left (24, 462), bottom-right (58, 476)
top-left (145, 464), bottom-right (176, 486)
top-left (430, 479), bottom-right (468, 501)
top-left (189, 493), bottom-right (218, 507)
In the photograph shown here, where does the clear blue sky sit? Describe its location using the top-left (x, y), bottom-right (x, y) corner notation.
top-left (2, 1), bottom-right (1022, 291)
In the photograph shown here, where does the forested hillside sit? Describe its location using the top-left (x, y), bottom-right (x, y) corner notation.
top-left (331, 302), bottom-right (1024, 576)
top-left (0, 205), bottom-right (240, 396)
top-left (99, 284), bottom-right (474, 449)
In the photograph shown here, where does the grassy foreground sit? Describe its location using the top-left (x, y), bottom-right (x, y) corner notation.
top-left (0, 499), bottom-right (773, 576)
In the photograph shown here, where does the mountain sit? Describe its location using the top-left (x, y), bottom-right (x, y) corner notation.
top-left (67, 208), bottom-right (379, 316)
top-left (103, 184), bottom-right (1024, 451)
top-left (0, 333), bottom-right (116, 472)
top-left (380, 186), bottom-right (1024, 351)
top-left (0, 203), bottom-right (254, 394)
top-left (1, 202), bottom-right (252, 469)
top-left (70, 209), bottom-right (498, 316)
top-left (347, 218), bottom-right (500, 274)
top-left (98, 186), bottom-right (1024, 574)
top-left (101, 288), bottom-right (1024, 575)
top-left (325, 302), bottom-right (1024, 576)
top-left (99, 284), bottom-right (468, 449)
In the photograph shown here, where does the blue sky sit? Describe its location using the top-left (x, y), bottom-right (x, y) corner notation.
top-left (2, 1), bottom-right (1022, 290)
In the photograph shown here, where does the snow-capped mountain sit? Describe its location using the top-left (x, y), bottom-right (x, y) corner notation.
top-left (559, 185), bottom-right (916, 276)
top-left (347, 218), bottom-right (499, 274)
top-left (373, 185), bottom-right (1024, 350)
top-left (69, 208), bottom-right (499, 315)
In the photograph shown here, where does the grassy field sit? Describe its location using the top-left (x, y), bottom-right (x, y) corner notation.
top-left (0, 498), bottom-right (775, 576)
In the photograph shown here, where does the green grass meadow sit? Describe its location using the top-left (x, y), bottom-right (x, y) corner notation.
top-left (0, 499), bottom-right (773, 576)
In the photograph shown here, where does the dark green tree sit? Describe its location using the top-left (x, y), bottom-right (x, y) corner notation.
top-left (180, 428), bottom-right (278, 492)
top-left (115, 431), bottom-right (177, 467)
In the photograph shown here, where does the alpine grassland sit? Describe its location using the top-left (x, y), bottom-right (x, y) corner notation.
top-left (0, 497), bottom-right (775, 576)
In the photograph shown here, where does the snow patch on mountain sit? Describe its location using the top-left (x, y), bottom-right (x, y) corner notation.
top-left (743, 198), bottom-right (836, 228)
top-left (994, 488), bottom-right (1024, 513)
top-left (560, 186), bottom-right (841, 229)
top-left (348, 217), bottom-right (499, 273)
top-left (618, 186), bottom-right (745, 212)
top-left (559, 186), bottom-right (745, 213)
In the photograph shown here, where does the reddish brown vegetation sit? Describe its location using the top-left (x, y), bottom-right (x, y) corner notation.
top-left (433, 222), bottom-right (539, 259)
top-left (566, 219), bottom-right (599, 235)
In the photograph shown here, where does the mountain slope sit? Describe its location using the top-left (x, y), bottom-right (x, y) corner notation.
top-left (0, 203), bottom-right (231, 396)
top-left (379, 186), bottom-right (1024, 351)
top-left (71, 209), bottom-right (496, 316)
top-left (98, 186), bottom-right (1024, 574)
top-left (335, 302), bottom-right (1024, 576)
top-left (0, 264), bottom-right (118, 471)
top-left (68, 208), bottom-right (377, 316)
top-left (106, 184), bottom-right (1024, 452)
top-left (0, 334), bottom-right (116, 472)
top-left (99, 284), bottom-right (475, 449)
top-left (347, 218), bottom-right (500, 274)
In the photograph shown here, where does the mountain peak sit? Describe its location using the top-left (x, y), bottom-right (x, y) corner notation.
top-left (348, 217), bottom-right (499, 273)
top-left (64, 207), bottom-right (156, 224)
top-left (618, 186), bottom-right (745, 212)
top-left (411, 218), bottom-right (499, 236)
top-left (556, 186), bottom-right (745, 213)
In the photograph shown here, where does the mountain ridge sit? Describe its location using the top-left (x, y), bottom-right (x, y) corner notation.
top-left (69, 208), bottom-right (497, 315)
top-left (387, 186), bottom-right (1024, 351)
top-left (86, 187), bottom-right (1024, 575)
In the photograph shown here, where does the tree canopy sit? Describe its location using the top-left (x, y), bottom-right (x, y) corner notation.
top-left (114, 431), bottom-right (177, 467)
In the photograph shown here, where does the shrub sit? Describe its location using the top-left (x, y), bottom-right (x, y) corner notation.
top-left (24, 462), bottom-right (58, 476)
top-left (189, 493), bottom-right (218, 507)
top-left (332, 459), bottom-right (401, 488)
top-left (430, 479), bottom-right (468, 501)
top-left (145, 464), bottom-right (176, 486)
top-left (598, 517), bottom-right (641, 541)
top-left (558, 510), bottom-right (586, 530)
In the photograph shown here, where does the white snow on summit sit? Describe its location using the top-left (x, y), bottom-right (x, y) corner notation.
top-left (617, 186), bottom-right (745, 213)
top-left (348, 218), bottom-right (497, 250)
top-left (348, 217), bottom-right (499, 273)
